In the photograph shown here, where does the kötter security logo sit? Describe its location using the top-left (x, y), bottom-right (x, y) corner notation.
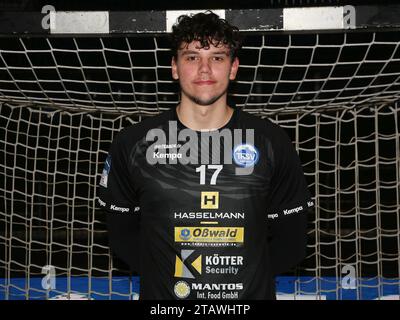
top-left (174, 249), bottom-right (202, 279)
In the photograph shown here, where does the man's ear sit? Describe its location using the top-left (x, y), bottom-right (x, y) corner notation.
top-left (229, 57), bottom-right (239, 80)
top-left (171, 57), bottom-right (179, 80)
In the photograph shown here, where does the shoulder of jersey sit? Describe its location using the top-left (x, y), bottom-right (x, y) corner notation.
top-left (115, 109), bottom-right (174, 146)
top-left (239, 109), bottom-right (285, 138)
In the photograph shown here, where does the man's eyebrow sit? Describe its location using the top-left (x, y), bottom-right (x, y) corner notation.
top-left (180, 50), bottom-right (200, 56)
top-left (179, 50), bottom-right (230, 56)
top-left (211, 51), bottom-right (230, 56)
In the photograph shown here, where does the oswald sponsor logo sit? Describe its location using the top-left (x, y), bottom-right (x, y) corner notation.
top-left (193, 228), bottom-right (239, 238)
top-left (179, 228), bottom-right (191, 241)
top-left (175, 227), bottom-right (244, 246)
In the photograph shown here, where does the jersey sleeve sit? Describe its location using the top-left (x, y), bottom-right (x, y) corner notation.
top-left (266, 126), bottom-right (314, 275)
top-left (97, 131), bottom-right (141, 273)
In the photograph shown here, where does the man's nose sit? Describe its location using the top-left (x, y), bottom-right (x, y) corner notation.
top-left (198, 58), bottom-right (211, 73)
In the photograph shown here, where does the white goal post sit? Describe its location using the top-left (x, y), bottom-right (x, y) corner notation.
top-left (0, 3), bottom-right (399, 300)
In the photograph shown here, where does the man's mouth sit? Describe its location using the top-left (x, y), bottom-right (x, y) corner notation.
top-left (193, 80), bottom-right (216, 85)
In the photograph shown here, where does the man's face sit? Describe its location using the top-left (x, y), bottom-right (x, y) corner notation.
top-left (171, 41), bottom-right (239, 106)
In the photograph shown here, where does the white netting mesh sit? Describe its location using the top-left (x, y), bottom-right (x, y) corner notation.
top-left (0, 32), bottom-right (400, 114)
top-left (0, 31), bottom-right (399, 300)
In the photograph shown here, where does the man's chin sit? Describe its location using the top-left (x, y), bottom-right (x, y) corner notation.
top-left (186, 93), bottom-right (226, 106)
top-left (193, 98), bottom-right (220, 106)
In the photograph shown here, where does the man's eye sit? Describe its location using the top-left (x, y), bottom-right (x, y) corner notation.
top-left (213, 56), bottom-right (224, 61)
top-left (186, 56), bottom-right (198, 61)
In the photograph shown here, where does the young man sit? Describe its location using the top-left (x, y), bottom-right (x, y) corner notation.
top-left (98, 11), bottom-right (314, 300)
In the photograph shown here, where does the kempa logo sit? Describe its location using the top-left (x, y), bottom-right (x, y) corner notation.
top-left (153, 151), bottom-right (183, 160)
top-left (152, 143), bottom-right (184, 160)
top-left (267, 213), bottom-right (279, 220)
top-left (201, 191), bottom-right (219, 209)
top-left (174, 250), bottom-right (202, 279)
top-left (145, 121), bottom-right (256, 175)
top-left (110, 204), bottom-right (130, 213)
top-left (283, 205), bottom-right (303, 216)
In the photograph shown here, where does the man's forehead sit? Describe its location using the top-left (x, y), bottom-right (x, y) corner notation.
top-left (178, 41), bottom-right (230, 53)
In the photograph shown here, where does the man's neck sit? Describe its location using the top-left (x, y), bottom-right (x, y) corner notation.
top-left (176, 99), bottom-right (234, 131)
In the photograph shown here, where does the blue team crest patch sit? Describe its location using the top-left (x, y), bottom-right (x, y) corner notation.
top-left (100, 155), bottom-right (111, 188)
top-left (233, 144), bottom-right (259, 167)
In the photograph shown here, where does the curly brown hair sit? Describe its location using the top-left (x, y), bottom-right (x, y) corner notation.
top-left (170, 11), bottom-right (242, 61)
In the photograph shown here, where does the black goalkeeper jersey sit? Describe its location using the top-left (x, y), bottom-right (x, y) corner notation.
top-left (98, 107), bottom-right (313, 300)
